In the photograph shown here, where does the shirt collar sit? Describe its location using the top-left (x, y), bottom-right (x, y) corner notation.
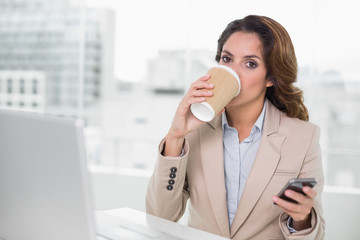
top-left (222, 100), bottom-right (267, 133)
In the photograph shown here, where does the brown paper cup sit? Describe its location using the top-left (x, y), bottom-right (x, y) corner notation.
top-left (190, 65), bottom-right (240, 122)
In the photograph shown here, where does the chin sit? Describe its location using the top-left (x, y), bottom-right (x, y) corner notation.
top-left (227, 97), bottom-right (242, 106)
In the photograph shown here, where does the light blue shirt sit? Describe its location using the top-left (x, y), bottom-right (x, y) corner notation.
top-left (222, 102), bottom-right (266, 227)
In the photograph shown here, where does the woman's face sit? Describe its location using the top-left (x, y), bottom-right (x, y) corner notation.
top-left (219, 31), bottom-right (272, 108)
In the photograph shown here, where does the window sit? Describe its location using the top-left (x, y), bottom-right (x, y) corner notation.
top-left (1, 0), bottom-right (359, 190)
top-left (32, 79), bottom-right (38, 94)
top-left (20, 79), bottom-right (25, 94)
top-left (7, 78), bottom-right (12, 93)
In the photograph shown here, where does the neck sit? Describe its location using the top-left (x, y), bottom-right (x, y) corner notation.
top-left (225, 98), bottom-right (265, 137)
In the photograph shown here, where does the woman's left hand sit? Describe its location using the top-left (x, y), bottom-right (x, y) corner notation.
top-left (272, 186), bottom-right (317, 231)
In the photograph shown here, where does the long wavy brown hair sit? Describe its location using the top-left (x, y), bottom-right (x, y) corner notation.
top-left (215, 15), bottom-right (309, 121)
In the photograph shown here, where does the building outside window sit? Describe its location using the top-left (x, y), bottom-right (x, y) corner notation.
top-left (0, 0), bottom-right (359, 191)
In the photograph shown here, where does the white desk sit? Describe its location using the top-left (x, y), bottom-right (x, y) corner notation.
top-left (96, 208), bottom-right (229, 240)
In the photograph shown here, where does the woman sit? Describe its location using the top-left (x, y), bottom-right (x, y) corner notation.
top-left (146, 15), bottom-right (325, 240)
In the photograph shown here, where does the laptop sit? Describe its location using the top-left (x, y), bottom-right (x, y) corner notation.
top-left (0, 109), bottom-right (183, 240)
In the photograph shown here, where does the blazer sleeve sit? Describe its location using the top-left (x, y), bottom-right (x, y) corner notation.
top-left (145, 138), bottom-right (190, 222)
top-left (279, 125), bottom-right (325, 240)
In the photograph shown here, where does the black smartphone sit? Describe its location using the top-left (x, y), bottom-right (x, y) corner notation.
top-left (276, 178), bottom-right (317, 204)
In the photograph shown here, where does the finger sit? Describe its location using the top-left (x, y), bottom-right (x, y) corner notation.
top-left (283, 190), bottom-right (311, 205)
top-left (190, 82), bottom-right (214, 92)
top-left (272, 195), bottom-right (302, 213)
top-left (273, 194), bottom-right (313, 218)
top-left (187, 96), bottom-right (206, 105)
top-left (179, 96), bottom-right (206, 111)
top-left (273, 196), bottom-right (312, 221)
top-left (181, 88), bottom-right (210, 107)
top-left (198, 74), bottom-right (211, 81)
top-left (189, 89), bottom-right (213, 98)
top-left (179, 90), bottom-right (211, 111)
top-left (277, 200), bottom-right (311, 221)
top-left (303, 186), bottom-right (317, 199)
top-left (190, 75), bottom-right (213, 90)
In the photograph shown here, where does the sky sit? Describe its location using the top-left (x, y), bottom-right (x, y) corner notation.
top-left (85, 0), bottom-right (360, 82)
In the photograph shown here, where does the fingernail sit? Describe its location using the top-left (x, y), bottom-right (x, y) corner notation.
top-left (272, 196), bottom-right (278, 202)
top-left (285, 190), bottom-right (291, 197)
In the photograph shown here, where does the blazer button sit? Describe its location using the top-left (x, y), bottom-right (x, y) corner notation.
top-left (169, 173), bottom-right (176, 179)
top-left (168, 179), bottom-right (175, 185)
top-left (170, 167), bottom-right (177, 173)
top-left (166, 185), bottom-right (173, 191)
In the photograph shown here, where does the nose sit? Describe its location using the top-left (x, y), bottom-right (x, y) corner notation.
top-left (228, 65), bottom-right (241, 79)
top-left (219, 62), bottom-right (239, 73)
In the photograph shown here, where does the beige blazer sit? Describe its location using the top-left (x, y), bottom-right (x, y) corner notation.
top-left (146, 100), bottom-right (325, 240)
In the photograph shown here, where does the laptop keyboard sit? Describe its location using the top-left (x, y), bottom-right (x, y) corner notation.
top-left (95, 211), bottom-right (183, 240)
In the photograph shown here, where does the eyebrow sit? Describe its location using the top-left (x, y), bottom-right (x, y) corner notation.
top-left (222, 50), bottom-right (262, 61)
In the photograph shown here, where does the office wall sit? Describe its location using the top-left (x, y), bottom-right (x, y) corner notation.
top-left (90, 170), bottom-right (360, 239)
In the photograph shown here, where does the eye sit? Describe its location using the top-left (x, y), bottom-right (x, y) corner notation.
top-left (245, 61), bottom-right (257, 68)
top-left (221, 56), bottom-right (231, 63)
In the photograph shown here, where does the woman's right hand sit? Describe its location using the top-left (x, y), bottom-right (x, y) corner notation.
top-left (163, 74), bottom-right (214, 156)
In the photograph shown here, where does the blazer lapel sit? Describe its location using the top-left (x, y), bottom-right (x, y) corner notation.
top-left (199, 116), bottom-right (230, 238)
top-left (230, 101), bottom-right (286, 237)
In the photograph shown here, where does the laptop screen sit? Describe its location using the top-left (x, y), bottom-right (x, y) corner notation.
top-left (0, 109), bottom-right (96, 240)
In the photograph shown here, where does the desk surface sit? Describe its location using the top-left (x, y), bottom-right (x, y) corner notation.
top-left (96, 208), bottom-right (229, 240)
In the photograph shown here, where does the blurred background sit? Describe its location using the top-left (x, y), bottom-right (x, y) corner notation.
top-left (0, 0), bottom-right (359, 239)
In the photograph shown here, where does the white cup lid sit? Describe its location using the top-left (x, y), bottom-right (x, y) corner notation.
top-left (190, 102), bottom-right (215, 122)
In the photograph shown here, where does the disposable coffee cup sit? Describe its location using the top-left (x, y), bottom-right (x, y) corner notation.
top-left (190, 65), bottom-right (241, 122)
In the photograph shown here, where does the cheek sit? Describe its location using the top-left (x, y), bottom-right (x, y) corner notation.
top-left (232, 70), bottom-right (268, 101)
top-left (240, 76), bottom-right (267, 91)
